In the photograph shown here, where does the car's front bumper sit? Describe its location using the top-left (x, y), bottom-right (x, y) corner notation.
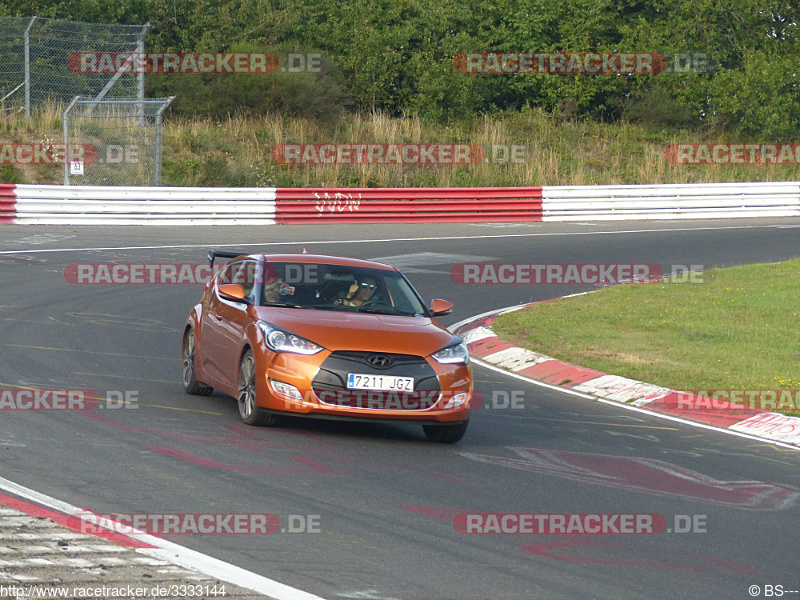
top-left (257, 349), bottom-right (472, 423)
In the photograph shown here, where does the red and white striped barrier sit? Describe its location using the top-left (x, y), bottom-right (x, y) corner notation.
top-left (455, 307), bottom-right (800, 447)
top-left (275, 187), bottom-right (543, 223)
top-left (542, 182), bottom-right (800, 220)
top-left (0, 183), bottom-right (16, 224)
top-left (1, 182), bottom-right (798, 224)
top-left (0, 184), bottom-right (278, 225)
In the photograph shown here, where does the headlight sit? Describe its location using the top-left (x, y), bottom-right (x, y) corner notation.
top-left (431, 339), bottom-right (469, 365)
top-left (258, 321), bottom-right (323, 355)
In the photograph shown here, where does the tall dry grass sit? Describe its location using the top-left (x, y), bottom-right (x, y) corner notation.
top-left (2, 104), bottom-right (799, 186)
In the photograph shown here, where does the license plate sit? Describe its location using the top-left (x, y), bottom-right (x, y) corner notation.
top-left (347, 373), bottom-right (414, 391)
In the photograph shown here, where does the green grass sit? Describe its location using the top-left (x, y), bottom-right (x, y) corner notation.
top-left (492, 258), bottom-right (800, 413)
top-left (4, 104), bottom-right (800, 186)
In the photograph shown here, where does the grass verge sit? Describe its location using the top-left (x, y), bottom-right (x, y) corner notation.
top-left (3, 104), bottom-right (800, 186)
top-left (492, 258), bottom-right (800, 414)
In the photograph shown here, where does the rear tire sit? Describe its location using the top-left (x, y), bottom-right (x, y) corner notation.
top-left (423, 421), bottom-right (469, 443)
top-left (237, 349), bottom-right (281, 427)
top-left (183, 329), bottom-right (213, 396)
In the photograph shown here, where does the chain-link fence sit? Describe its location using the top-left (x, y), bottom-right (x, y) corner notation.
top-left (0, 16), bottom-right (148, 118)
top-left (63, 97), bottom-right (174, 186)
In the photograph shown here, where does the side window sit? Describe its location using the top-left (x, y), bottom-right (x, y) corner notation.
top-left (215, 262), bottom-right (236, 289)
top-left (230, 260), bottom-right (260, 299)
top-left (215, 260), bottom-right (260, 301)
top-left (385, 277), bottom-right (419, 313)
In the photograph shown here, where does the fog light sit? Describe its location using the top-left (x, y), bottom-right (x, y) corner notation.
top-left (269, 379), bottom-right (303, 402)
top-left (443, 392), bottom-right (468, 409)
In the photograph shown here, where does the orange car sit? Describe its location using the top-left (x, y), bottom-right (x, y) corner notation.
top-left (182, 251), bottom-right (472, 442)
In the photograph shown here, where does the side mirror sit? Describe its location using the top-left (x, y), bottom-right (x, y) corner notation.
top-left (430, 298), bottom-right (453, 316)
top-left (218, 283), bottom-right (247, 301)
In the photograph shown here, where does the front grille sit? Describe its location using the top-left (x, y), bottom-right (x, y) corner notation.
top-left (325, 350), bottom-right (430, 368)
top-left (312, 350), bottom-right (440, 411)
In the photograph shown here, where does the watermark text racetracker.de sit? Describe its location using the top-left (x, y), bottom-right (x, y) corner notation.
top-left (272, 143), bottom-right (484, 165)
top-left (453, 513), bottom-right (708, 534)
top-left (450, 263), bottom-right (706, 285)
top-left (271, 142), bottom-right (585, 165)
top-left (0, 143), bottom-right (140, 166)
top-left (68, 52), bottom-right (322, 74)
top-left (65, 263), bottom-right (218, 285)
top-left (0, 143), bottom-right (96, 166)
top-left (63, 262), bottom-right (305, 285)
top-left (453, 52), bottom-right (713, 74)
top-left (665, 143), bottom-right (800, 165)
top-left (674, 390), bottom-right (800, 412)
top-left (275, 389), bottom-right (527, 412)
top-left (68, 512), bottom-right (321, 535)
top-left (0, 389), bottom-right (139, 411)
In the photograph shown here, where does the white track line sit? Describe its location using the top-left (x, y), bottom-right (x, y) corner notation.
top-left (0, 474), bottom-right (327, 600)
top-left (0, 222), bottom-right (794, 255)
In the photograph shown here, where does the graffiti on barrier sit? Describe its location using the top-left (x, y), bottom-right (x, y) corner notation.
top-left (313, 192), bottom-right (362, 214)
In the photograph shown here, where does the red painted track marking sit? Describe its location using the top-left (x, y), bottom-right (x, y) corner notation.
top-left (0, 491), bottom-right (156, 549)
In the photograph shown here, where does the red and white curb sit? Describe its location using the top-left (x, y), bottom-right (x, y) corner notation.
top-left (452, 303), bottom-right (800, 448)
top-left (0, 475), bottom-right (325, 599)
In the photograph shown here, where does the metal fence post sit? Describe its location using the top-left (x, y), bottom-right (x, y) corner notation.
top-left (64, 97), bottom-right (173, 186)
top-left (23, 16), bottom-right (36, 118)
top-left (137, 23), bottom-right (151, 126)
top-left (154, 96), bottom-right (175, 186)
top-left (0, 16), bottom-right (150, 119)
top-left (63, 96), bottom-right (80, 185)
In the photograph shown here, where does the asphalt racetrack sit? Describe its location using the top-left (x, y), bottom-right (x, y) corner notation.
top-left (1, 218), bottom-right (800, 600)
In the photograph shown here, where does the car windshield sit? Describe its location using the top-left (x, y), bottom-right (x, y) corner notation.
top-left (258, 262), bottom-right (428, 315)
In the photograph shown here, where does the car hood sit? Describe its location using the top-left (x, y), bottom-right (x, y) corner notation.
top-left (251, 306), bottom-right (455, 356)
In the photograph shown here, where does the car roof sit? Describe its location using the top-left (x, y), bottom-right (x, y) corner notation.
top-left (245, 253), bottom-right (398, 271)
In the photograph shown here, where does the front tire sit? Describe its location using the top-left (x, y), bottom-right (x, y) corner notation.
top-left (183, 329), bottom-right (213, 396)
top-left (237, 349), bottom-right (280, 427)
top-left (423, 421), bottom-right (469, 443)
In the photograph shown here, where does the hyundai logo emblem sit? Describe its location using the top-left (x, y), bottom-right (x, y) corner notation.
top-left (367, 354), bottom-right (393, 368)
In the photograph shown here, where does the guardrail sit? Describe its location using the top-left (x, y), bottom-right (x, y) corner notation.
top-left (0, 184), bottom-right (278, 225)
top-left (0, 182), bottom-right (797, 224)
top-left (542, 182), bottom-right (800, 220)
top-left (275, 187), bottom-right (544, 223)
top-left (0, 184), bottom-right (15, 224)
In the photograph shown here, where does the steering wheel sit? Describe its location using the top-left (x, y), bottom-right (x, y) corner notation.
top-left (356, 300), bottom-right (393, 309)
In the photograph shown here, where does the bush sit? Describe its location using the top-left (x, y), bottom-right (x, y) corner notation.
top-left (0, 165), bottom-right (22, 184)
top-left (622, 84), bottom-right (696, 128)
top-left (149, 43), bottom-right (350, 122)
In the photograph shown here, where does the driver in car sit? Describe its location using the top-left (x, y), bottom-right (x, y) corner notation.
top-left (336, 276), bottom-right (378, 307)
top-left (264, 278), bottom-right (284, 303)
